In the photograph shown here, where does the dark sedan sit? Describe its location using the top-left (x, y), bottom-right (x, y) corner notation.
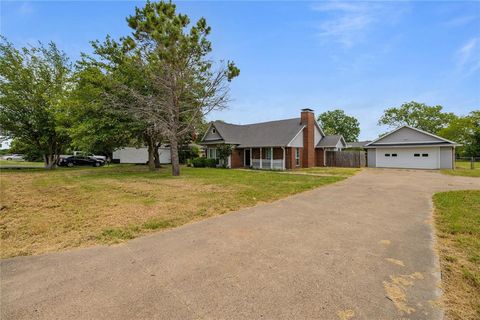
top-left (58, 156), bottom-right (105, 167)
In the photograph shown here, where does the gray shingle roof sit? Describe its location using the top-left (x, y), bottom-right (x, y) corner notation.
top-left (205, 118), bottom-right (305, 148)
top-left (317, 135), bottom-right (344, 148)
top-left (346, 141), bottom-right (371, 148)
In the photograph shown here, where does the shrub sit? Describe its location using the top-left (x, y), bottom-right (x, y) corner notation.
top-left (192, 157), bottom-right (217, 168)
top-left (205, 158), bottom-right (217, 167)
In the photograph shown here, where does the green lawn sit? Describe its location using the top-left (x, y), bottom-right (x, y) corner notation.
top-left (0, 159), bottom-right (44, 167)
top-left (0, 165), bottom-right (352, 258)
top-left (442, 161), bottom-right (480, 177)
top-left (434, 190), bottom-right (480, 319)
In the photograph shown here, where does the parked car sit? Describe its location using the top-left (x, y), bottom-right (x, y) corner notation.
top-left (57, 155), bottom-right (105, 167)
top-left (2, 154), bottom-right (25, 161)
top-left (73, 151), bottom-right (107, 162)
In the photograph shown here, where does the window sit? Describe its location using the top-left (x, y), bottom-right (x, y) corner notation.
top-left (212, 128), bottom-right (216, 134)
top-left (392, 154), bottom-right (397, 157)
top-left (265, 148), bottom-right (272, 160)
top-left (414, 153), bottom-right (420, 157)
top-left (385, 154), bottom-right (390, 157)
top-left (207, 148), bottom-right (217, 159)
top-left (295, 148), bottom-right (300, 166)
top-left (422, 153), bottom-right (429, 157)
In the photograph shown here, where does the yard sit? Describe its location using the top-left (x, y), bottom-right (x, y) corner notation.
top-left (434, 190), bottom-right (480, 319)
top-left (0, 165), bottom-right (355, 258)
top-left (442, 161), bottom-right (480, 177)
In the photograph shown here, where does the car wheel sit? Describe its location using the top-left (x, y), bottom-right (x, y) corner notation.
top-left (94, 162), bottom-right (101, 167)
top-left (67, 162), bottom-right (74, 167)
top-left (6, 158), bottom-right (11, 160)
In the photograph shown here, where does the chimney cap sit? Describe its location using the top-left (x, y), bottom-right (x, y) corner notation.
top-left (301, 108), bottom-right (314, 112)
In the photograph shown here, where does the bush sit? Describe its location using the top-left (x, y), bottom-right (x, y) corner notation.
top-left (205, 158), bottom-right (216, 167)
top-left (192, 157), bottom-right (217, 168)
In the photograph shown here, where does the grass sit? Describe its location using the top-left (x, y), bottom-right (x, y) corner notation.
top-left (0, 159), bottom-right (44, 167)
top-left (441, 161), bottom-right (480, 177)
top-left (433, 190), bottom-right (480, 319)
top-left (0, 164), bottom-right (352, 258)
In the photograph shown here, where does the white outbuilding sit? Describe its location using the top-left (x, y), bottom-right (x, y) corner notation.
top-left (364, 125), bottom-right (458, 170)
top-left (112, 147), bottom-right (171, 164)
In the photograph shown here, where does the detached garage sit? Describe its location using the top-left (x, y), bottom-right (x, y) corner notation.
top-left (365, 126), bottom-right (458, 169)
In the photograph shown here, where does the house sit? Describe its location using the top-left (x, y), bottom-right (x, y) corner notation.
top-left (112, 146), bottom-right (171, 164)
top-left (200, 109), bottom-right (345, 170)
top-left (364, 125), bottom-right (458, 169)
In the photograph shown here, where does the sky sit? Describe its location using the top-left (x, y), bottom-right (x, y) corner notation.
top-left (1, 0), bottom-right (479, 140)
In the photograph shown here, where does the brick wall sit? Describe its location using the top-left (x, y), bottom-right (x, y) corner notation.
top-left (231, 148), bottom-right (244, 168)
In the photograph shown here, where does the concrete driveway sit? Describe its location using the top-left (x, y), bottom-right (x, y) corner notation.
top-left (1, 169), bottom-right (479, 320)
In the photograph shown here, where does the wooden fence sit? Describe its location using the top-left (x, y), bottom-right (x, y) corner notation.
top-left (326, 151), bottom-right (366, 168)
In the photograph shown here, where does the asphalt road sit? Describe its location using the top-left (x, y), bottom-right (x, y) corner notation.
top-left (2, 169), bottom-right (479, 320)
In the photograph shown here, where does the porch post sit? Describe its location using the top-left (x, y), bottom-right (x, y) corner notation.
top-left (270, 147), bottom-right (273, 169)
top-left (282, 147), bottom-right (285, 170)
top-left (260, 148), bottom-right (263, 169)
top-left (250, 148), bottom-right (252, 167)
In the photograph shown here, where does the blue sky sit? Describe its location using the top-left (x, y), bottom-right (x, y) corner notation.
top-left (1, 1), bottom-right (479, 140)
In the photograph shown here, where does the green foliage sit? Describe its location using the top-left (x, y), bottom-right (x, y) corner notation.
top-left (0, 37), bottom-right (72, 168)
top-left (216, 144), bottom-right (233, 167)
top-left (9, 139), bottom-right (44, 161)
top-left (84, 1), bottom-right (239, 176)
top-left (317, 109), bottom-right (360, 142)
top-left (65, 66), bottom-right (144, 156)
top-left (378, 101), bottom-right (457, 134)
top-left (192, 157), bottom-right (216, 168)
top-left (179, 144), bottom-right (200, 164)
top-left (439, 111), bottom-right (480, 157)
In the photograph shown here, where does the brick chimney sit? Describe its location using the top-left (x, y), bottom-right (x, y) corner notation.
top-left (300, 108), bottom-right (315, 168)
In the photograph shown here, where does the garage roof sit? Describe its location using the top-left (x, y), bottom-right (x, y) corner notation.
top-left (364, 125), bottom-right (459, 148)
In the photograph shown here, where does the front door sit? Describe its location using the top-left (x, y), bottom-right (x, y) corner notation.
top-left (244, 149), bottom-right (251, 167)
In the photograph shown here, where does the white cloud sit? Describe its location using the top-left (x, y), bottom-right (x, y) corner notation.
top-left (311, 1), bottom-right (407, 48)
top-left (457, 37), bottom-right (480, 76)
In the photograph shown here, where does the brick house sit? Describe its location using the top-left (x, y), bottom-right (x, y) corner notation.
top-left (200, 109), bottom-right (346, 170)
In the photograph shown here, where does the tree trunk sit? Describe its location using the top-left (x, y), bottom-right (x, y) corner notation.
top-left (44, 154), bottom-right (57, 170)
top-left (146, 139), bottom-right (156, 171)
top-left (170, 136), bottom-right (180, 176)
top-left (154, 144), bottom-right (161, 169)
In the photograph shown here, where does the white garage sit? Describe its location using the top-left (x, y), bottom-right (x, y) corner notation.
top-left (365, 126), bottom-right (458, 170)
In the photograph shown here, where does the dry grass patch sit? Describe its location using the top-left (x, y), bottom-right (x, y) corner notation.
top-left (434, 190), bottom-right (480, 319)
top-left (1, 165), bottom-right (344, 258)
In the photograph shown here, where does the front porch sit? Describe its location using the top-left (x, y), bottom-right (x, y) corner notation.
top-left (247, 147), bottom-right (289, 170)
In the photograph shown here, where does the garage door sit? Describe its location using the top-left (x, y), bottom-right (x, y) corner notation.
top-left (376, 147), bottom-right (440, 169)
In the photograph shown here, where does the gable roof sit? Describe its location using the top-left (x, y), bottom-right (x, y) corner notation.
top-left (202, 118), bottom-right (306, 148)
top-left (364, 125), bottom-right (459, 148)
top-left (317, 135), bottom-right (346, 148)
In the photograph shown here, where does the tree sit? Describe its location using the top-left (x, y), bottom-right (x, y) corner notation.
top-left (317, 109), bottom-right (360, 142)
top-left (0, 38), bottom-right (72, 169)
top-left (378, 101), bottom-right (456, 134)
top-left (86, 1), bottom-right (239, 176)
top-left (438, 111), bottom-right (480, 157)
top-left (65, 66), bottom-right (144, 159)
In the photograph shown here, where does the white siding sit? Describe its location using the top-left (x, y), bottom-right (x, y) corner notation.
top-left (203, 126), bottom-right (222, 141)
top-left (314, 124), bottom-right (322, 147)
top-left (112, 147), bottom-right (171, 164)
top-left (374, 127), bottom-right (445, 144)
top-left (440, 147), bottom-right (453, 169)
top-left (288, 130), bottom-right (304, 147)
